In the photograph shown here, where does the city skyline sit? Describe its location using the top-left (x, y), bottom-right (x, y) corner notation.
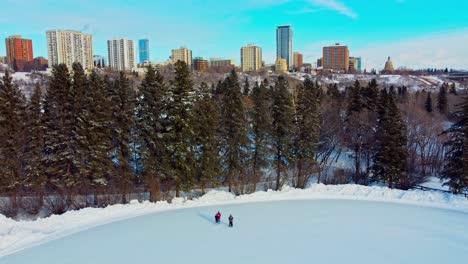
top-left (0, 0), bottom-right (467, 70)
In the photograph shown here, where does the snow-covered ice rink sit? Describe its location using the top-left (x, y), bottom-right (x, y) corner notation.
top-left (1, 198), bottom-right (467, 264)
top-left (1, 185), bottom-right (467, 263)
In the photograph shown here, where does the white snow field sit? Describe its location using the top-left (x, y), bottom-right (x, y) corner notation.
top-left (1, 184), bottom-right (467, 264)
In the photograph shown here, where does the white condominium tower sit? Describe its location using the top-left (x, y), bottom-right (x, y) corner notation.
top-left (107, 38), bottom-right (137, 71)
top-left (171, 47), bottom-right (192, 67)
top-left (241, 43), bottom-right (262, 72)
top-left (46, 29), bottom-right (93, 70)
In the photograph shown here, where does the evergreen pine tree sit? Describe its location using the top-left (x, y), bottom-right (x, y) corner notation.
top-left (166, 61), bottom-right (196, 196)
top-left (193, 82), bottom-right (221, 194)
top-left (43, 64), bottom-right (81, 191)
top-left (243, 77), bottom-right (250, 96)
top-left (250, 79), bottom-right (272, 191)
top-left (220, 69), bottom-right (249, 193)
top-left (345, 80), bottom-right (368, 183)
top-left (86, 71), bottom-right (113, 191)
top-left (363, 79), bottom-right (379, 110)
top-left (0, 70), bottom-right (26, 198)
top-left (373, 89), bottom-right (409, 188)
top-left (372, 89), bottom-right (390, 183)
top-left (440, 96), bottom-right (468, 194)
top-left (271, 76), bottom-right (294, 191)
top-left (109, 72), bottom-right (136, 202)
top-left (24, 83), bottom-right (46, 193)
top-left (70, 62), bottom-right (89, 191)
top-left (347, 80), bottom-right (364, 114)
top-left (437, 83), bottom-right (448, 115)
top-left (293, 77), bottom-right (320, 188)
top-left (425, 91), bottom-right (433, 113)
top-left (138, 65), bottom-right (169, 201)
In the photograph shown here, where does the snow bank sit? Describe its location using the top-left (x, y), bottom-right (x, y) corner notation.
top-left (0, 184), bottom-right (467, 257)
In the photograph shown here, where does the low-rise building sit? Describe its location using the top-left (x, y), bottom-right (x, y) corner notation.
top-left (275, 58), bottom-right (288, 73)
top-left (194, 57), bottom-right (209, 72)
top-left (209, 58), bottom-right (234, 68)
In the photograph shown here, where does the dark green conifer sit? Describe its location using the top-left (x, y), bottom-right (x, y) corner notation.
top-left (271, 76), bottom-right (294, 191)
top-left (250, 79), bottom-right (272, 191)
top-left (0, 70), bottom-right (26, 196)
top-left (166, 61), bottom-right (196, 196)
top-left (293, 77), bottom-right (320, 188)
top-left (425, 91), bottom-right (433, 113)
top-left (440, 96), bottom-right (468, 194)
top-left (138, 65), bottom-right (169, 201)
top-left (193, 82), bottom-right (221, 194)
top-left (437, 83), bottom-right (448, 115)
top-left (220, 69), bottom-right (249, 193)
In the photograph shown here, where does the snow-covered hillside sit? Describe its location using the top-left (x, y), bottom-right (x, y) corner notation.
top-left (288, 73), bottom-right (461, 92)
top-left (0, 71), bottom-right (48, 98)
top-left (1, 184), bottom-right (467, 263)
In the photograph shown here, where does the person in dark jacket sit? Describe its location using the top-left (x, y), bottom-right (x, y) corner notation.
top-left (228, 214), bottom-right (234, 227)
top-left (215, 211), bottom-right (221, 223)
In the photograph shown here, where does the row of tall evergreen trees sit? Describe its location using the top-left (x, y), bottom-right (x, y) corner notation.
top-left (0, 62), bottom-right (467, 206)
top-left (0, 62), bottom-right (322, 202)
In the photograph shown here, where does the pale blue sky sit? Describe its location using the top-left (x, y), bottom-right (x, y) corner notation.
top-left (1, 0), bottom-right (467, 69)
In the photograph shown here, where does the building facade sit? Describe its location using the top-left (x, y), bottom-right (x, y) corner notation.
top-left (0, 56), bottom-right (6, 64)
top-left (194, 57), bottom-right (209, 72)
top-left (5, 35), bottom-right (33, 72)
top-left (383, 56), bottom-right (394, 72)
top-left (209, 58), bottom-right (234, 68)
top-left (31, 56), bottom-right (48, 71)
top-left (275, 58), bottom-right (287, 73)
top-left (317, 58), bottom-right (322, 68)
top-left (355, 57), bottom-right (362, 72)
top-left (46, 30), bottom-right (93, 70)
top-left (276, 25), bottom-right (293, 71)
top-left (293, 51), bottom-right (303, 69)
top-left (349, 57), bottom-right (357, 72)
top-left (138, 39), bottom-right (150, 64)
top-left (241, 43), bottom-right (262, 72)
top-left (93, 55), bottom-right (106, 68)
top-left (171, 47), bottom-right (192, 67)
top-left (107, 38), bottom-right (137, 71)
top-left (323, 43), bottom-right (349, 72)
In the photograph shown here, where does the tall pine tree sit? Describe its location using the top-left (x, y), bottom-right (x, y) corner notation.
top-left (437, 83), bottom-right (448, 115)
top-left (425, 91), bottom-right (433, 113)
top-left (250, 79), bottom-right (272, 191)
top-left (166, 61), bottom-right (196, 196)
top-left (243, 77), bottom-right (250, 96)
top-left (193, 82), bottom-right (221, 194)
top-left (138, 65), bottom-right (169, 201)
top-left (43, 64), bottom-right (81, 192)
top-left (24, 83), bottom-right (46, 194)
top-left (440, 96), bottom-right (468, 194)
top-left (271, 76), bottom-right (294, 191)
top-left (109, 72), bottom-right (136, 202)
top-left (86, 71), bottom-right (113, 192)
top-left (373, 89), bottom-right (409, 188)
top-left (293, 77), bottom-right (320, 188)
top-left (0, 70), bottom-right (26, 199)
top-left (220, 69), bottom-right (249, 193)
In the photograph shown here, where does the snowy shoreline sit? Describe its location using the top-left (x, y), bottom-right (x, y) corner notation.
top-left (1, 183), bottom-right (467, 258)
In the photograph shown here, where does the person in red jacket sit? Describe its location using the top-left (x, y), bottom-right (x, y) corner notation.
top-left (215, 211), bottom-right (221, 223)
